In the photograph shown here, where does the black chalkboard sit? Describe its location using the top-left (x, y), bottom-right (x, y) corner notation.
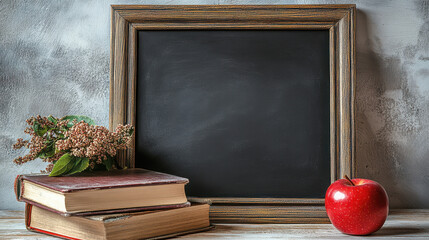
top-left (136, 30), bottom-right (331, 198)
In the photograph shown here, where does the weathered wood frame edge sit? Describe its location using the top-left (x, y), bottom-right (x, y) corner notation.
top-left (109, 5), bottom-right (356, 223)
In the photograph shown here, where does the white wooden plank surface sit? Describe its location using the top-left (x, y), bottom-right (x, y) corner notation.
top-left (0, 209), bottom-right (427, 239)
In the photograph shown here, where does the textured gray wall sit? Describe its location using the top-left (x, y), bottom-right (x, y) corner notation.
top-left (1, 0), bottom-right (428, 210)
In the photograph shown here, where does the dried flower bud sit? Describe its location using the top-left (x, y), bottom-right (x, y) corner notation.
top-left (14, 115), bottom-right (134, 174)
top-left (13, 138), bottom-right (28, 149)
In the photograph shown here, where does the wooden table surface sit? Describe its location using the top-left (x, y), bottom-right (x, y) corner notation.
top-left (0, 209), bottom-right (428, 239)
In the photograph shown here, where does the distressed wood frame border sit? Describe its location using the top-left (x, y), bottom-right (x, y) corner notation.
top-left (110, 5), bottom-right (356, 223)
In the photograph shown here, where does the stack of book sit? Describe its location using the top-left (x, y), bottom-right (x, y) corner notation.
top-left (15, 169), bottom-right (211, 240)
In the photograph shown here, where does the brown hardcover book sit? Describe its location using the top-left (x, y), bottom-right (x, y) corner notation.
top-left (25, 203), bottom-right (212, 240)
top-left (15, 169), bottom-right (190, 216)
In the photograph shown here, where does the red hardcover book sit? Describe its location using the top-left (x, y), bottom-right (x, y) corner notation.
top-left (25, 203), bottom-right (212, 240)
top-left (15, 168), bottom-right (190, 216)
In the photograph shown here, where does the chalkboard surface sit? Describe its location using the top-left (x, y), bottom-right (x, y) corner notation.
top-left (136, 30), bottom-right (331, 198)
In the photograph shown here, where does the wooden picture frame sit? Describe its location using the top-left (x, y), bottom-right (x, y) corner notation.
top-left (110, 5), bottom-right (355, 223)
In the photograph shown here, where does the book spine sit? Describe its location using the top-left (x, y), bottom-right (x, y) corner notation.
top-left (25, 204), bottom-right (82, 240)
top-left (14, 175), bottom-right (24, 201)
top-left (24, 203), bottom-right (31, 229)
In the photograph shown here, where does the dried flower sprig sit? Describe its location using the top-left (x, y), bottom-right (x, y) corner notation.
top-left (13, 115), bottom-right (134, 176)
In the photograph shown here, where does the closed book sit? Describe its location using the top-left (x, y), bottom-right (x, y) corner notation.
top-left (25, 203), bottom-right (212, 240)
top-left (15, 168), bottom-right (189, 216)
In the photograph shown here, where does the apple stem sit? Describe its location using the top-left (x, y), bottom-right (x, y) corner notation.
top-left (344, 175), bottom-right (355, 186)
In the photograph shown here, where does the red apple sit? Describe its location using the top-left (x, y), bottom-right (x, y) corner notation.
top-left (325, 176), bottom-right (389, 235)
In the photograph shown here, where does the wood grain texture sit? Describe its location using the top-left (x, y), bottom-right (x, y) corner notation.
top-left (111, 10), bottom-right (129, 168)
top-left (188, 197), bottom-right (325, 205)
top-left (109, 5), bottom-right (355, 223)
top-left (1, 210), bottom-right (428, 239)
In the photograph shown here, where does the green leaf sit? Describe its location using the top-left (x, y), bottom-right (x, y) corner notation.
top-left (33, 121), bottom-right (48, 136)
top-left (61, 115), bottom-right (95, 128)
top-left (128, 127), bottom-right (134, 136)
top-left (37, 142), bottom-right (55, 159)
top-left (49, 153), bottom-right (75, 177)
top-left (48, 116), bottom-right (57, 125)
top-left (33, 121), bottom-right (40, 132)
top-left (103, 156), bottom-right (115, 171)
top-left (66, 157), bottom-right (89, 175)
